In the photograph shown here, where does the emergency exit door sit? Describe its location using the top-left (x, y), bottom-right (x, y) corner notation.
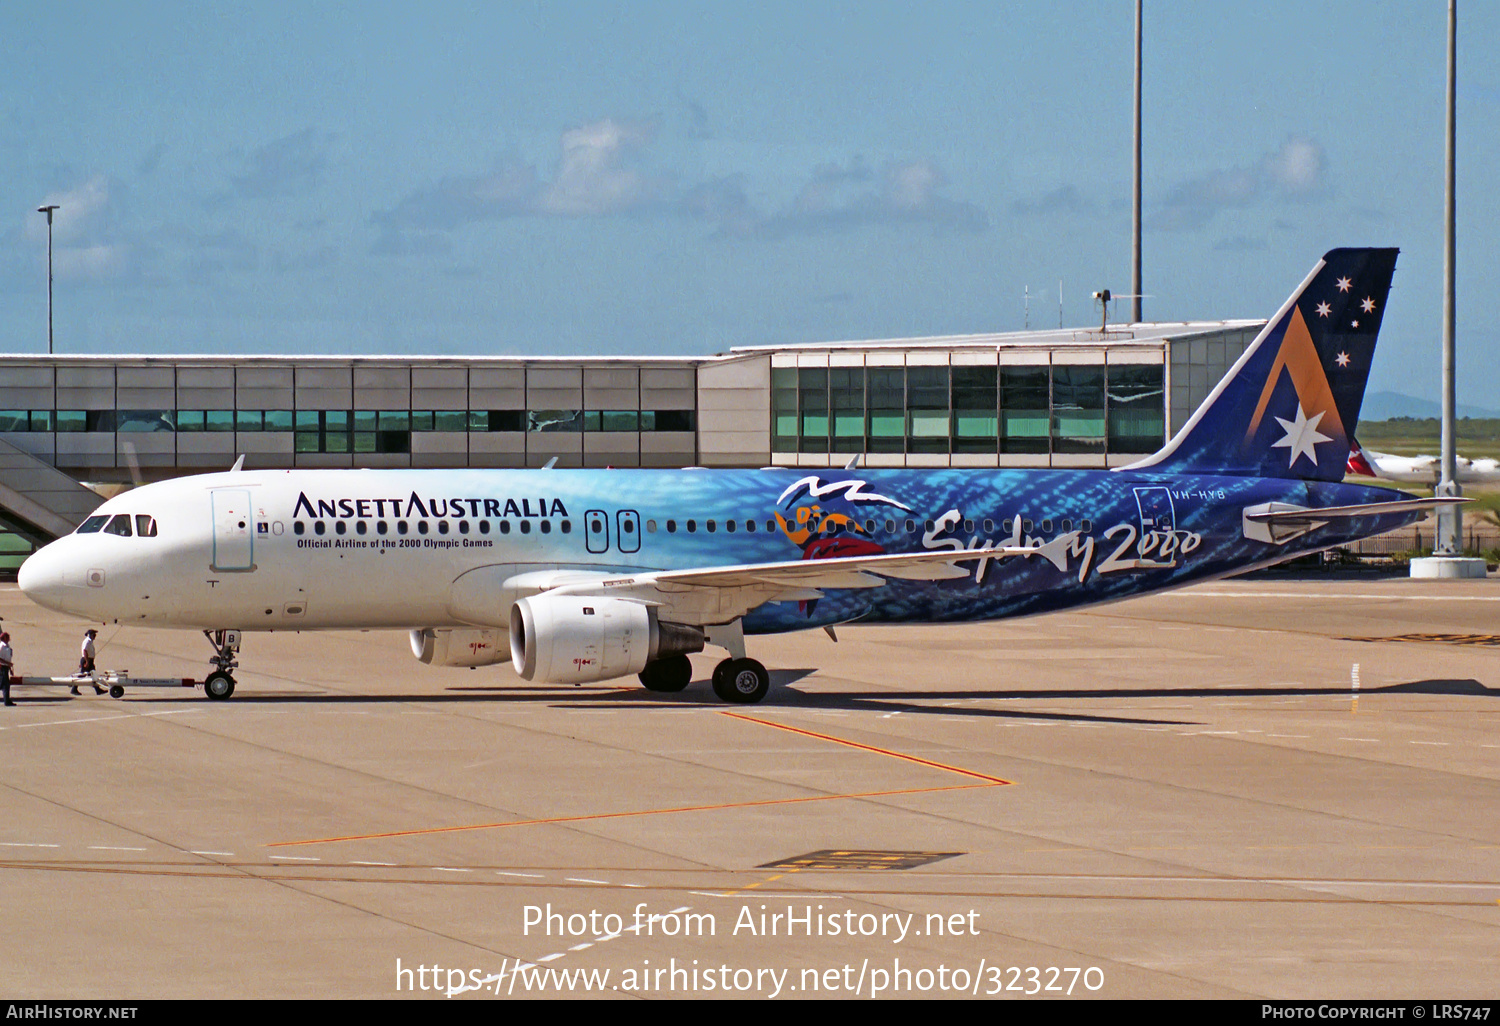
top-left (584, 510), bottom-right (609, 554)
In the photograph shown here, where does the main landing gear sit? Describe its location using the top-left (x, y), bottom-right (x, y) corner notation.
top-left (711, 658), bottom-right (770, 704)
top-left (203, 629), bottom-right (241, 701)
top-left (635, 618), bottom-right (773, 704)
top-left (638, 654), bottom-right (693, 693)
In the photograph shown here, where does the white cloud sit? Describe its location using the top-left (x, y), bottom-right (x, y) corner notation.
top-left (539, 119), bottom-right (658, 216)
top-left (26, 176), bottom-right (128, 280)
top-left (1151, 136), bottom-right (1328, 231)
top-left (28, 175), bottom-right (110, 244)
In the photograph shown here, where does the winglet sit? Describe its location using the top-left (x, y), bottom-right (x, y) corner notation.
top-left (230, 455), bottom-right (246, 472)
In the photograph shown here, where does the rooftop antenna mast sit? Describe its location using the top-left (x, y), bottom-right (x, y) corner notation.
top-left (1024, 285), bottom-right (1030, 330)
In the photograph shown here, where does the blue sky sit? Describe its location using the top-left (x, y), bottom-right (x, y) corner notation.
top-left (1, 1), bottom-right (1495, 405)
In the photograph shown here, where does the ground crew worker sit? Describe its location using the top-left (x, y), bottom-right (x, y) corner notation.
top-left (72, 629), bottom-right (104, 697)
top-left (1, 631), bottom-right (14, 707)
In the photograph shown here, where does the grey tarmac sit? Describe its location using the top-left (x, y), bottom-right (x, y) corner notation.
top-left (0, 575), bottom-right (1495, 999)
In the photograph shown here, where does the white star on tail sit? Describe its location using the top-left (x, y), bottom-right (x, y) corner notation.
top-left (1361, 296), bottom-right (1376, 313)
top-left (1316, 301), bottom-right (1332, 317)
top-left (1336, 276), bottom-right (1352, 292)
top-left (1271, 403), bottom-right (1333, 468)
top-left (1336, 351), bottom-right (1350, 367)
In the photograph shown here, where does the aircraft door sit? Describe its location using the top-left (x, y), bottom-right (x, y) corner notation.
top-left (584, 509), bottom-right (610, 554)
top-left (616, 510), bottom-right (640, 553)
top-left (211, 489), bottom-right (255, 572)
top-left (1132, 486), bottom-right (1177, 534)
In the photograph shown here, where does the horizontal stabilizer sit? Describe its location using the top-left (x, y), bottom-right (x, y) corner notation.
top-left (1244, 496), bottom-right (1469, 525)
top-left (1242, 496), bottom-right (1467, 546)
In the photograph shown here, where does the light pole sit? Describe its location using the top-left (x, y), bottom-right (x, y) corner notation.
top-left (36, 204), bottom-right (59, 355)
top-left (1131, 0), bottom-right (1142, 324)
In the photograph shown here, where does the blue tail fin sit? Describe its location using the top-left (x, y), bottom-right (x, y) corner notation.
top-left (1125, 247), bottom-right (1398, 481)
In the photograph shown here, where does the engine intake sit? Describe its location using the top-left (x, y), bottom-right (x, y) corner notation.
top-left (510, 593), bottom-right (703, 684)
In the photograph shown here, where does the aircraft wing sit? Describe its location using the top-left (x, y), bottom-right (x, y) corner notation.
top-left (535, 546), bottom-right (1032, 626)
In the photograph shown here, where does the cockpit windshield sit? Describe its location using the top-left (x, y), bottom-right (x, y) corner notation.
top-left (74, 513), bottom-right (158, 537)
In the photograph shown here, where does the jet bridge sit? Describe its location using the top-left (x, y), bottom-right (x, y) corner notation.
top-left (0, 437), bottom-right (104, 570)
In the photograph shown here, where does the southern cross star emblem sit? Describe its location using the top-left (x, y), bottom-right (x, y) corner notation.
top-left (1336, 351), bottom-right (1350, 367)
top-left (1316, 301), bottom-right (1332, 318)
top-left (1271, 403), bottom-right (1333, 468)
top-left (1361, 296), bottom-right (1376, 313)
top-left (1336, 276), bottom-right (1352, 292)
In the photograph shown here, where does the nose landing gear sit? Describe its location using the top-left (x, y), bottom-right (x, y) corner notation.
top-left (203, 629), bottom-right (241, 700)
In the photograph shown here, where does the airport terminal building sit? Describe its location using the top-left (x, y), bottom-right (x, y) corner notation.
top-left (0, 319), bottom-right (1263, 568)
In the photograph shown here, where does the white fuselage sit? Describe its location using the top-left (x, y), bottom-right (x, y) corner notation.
top-left (1358, 448), bottom-right (1500, 486)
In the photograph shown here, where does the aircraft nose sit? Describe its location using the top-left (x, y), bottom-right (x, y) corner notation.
top-left (18, 541), bottom-right (73, 611)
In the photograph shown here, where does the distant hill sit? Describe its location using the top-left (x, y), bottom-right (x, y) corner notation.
top-left (1361, 391), bottom-right (1500, 421)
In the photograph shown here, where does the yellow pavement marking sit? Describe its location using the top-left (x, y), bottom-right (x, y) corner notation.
top-left (717, 711), bottom-right (1014, 784)
top-left (270, 709), bottom-right (1010, 848)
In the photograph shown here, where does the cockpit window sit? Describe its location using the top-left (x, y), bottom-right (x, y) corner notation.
top-left (104, 514), bottom-right (133, 537)
top-left (135, 515), bottom-right (158, 537)
top-left (76, 515), bottom-right (108, 534)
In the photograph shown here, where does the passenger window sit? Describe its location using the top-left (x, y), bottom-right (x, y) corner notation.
top-left (458, 520), bottom-right (469, 534)
top-left (686, 519), bottom-right (697, 533)
top-left (706, 520), bottom-right (716, 533)
top-left (437, 521), bottom-right (449, 535)
top-left (745, 520), bottom-right (756, 532)
top-left (725, 520), bottom-right (735, 533)
top-left (478, 521), bottom-right (489, 535)
top-left (904, 519), bottom-right (916, 533)
top-left (77, 515), bottom-right (107, 534)
top-left (1081, 519), bottom-right (1093, 533)
top-left (335, 521), bottom-right (347, 536)
top-left (418, 521), bottom-right (429, 535)
top-left (499, 521), bottom-right (511, 534)
top-left (356, 521), bottom-right (368, 535)
top-left (646, 520), bottom-right (657, 533)
top-left (520, 521), bottom-right (531, 535)
top-left (135, 515), bottom-right (158, 537)
top-left (397, 520), bottom-right (408, 535)
top-left (315, 521), bottom-right (326, 536)
top-left (294, 521), bottom-right (305, 536)
top-left (560, 520), bottom-right (571, 534)
top-left (666, 520), bottom-right (677, 533)
top-left (540, 520), bottom-right (552, 534)
top-left (105, 514), bottom-right (133, 537)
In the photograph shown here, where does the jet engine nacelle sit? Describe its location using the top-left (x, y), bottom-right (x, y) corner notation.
top-left (509, 593), bottom-right (704, 684)
top-left (410, 627), bottom-right (509, 668)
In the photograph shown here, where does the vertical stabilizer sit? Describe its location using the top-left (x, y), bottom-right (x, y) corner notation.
top-left (1125, 248), bottom-right (1398, 481)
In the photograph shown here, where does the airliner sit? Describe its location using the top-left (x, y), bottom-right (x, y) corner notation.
top-left (18, 248), bottom-right (1453, 704)
top-left (1347, 440), bottom-right (1500, 486)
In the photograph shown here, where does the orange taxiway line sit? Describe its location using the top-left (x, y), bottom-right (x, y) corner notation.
top-left (718, 711), bottom-right (1015, 785)
top-left (267, 782), bottom-right (999, 848)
